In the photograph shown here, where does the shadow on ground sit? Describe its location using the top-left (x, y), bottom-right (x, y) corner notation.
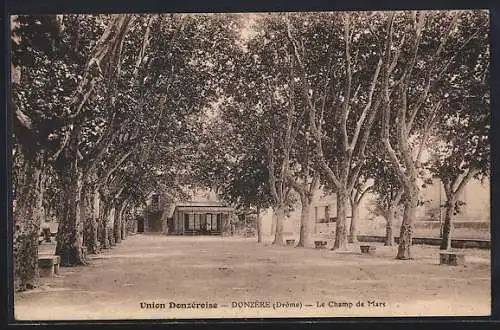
top-left (15, 234), bottom-right (491, 320)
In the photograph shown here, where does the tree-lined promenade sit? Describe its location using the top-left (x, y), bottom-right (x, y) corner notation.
top-left (12, 11), bottom-right (489, 292)
top-left (15, 235), bottom-right (491, 319)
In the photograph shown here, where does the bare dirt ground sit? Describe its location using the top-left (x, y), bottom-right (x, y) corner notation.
top-left (15, 234), bottom-right (490, 320)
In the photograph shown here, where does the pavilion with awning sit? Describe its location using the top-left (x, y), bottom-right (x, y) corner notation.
top-left (167, 201), bottom-right (234, 235)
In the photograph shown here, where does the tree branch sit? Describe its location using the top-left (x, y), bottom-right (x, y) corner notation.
top-left (415, 100), bottom-right (441, 167)
top-left (266, 140), bottom-right (280, 204)
top-left (349, 56), bottom-right (383, 151)
top-left (100, 150), bottom-right (133, 187)
top-left (453, 168), bottom-right (479, 196)
top-left (354, 184), bottom-right (372, 205)
top-left (406, 14), bottom-right (477, 134)
top-left (15, 107), bottom-right (33, 130)
top-left (285, 16), bottom-right (341, 189)
top-left (341, 13), bottom-right (352, 153)
top-left (133, 15), bottom-right (155, 79)
top-left (381, 12), bottom-right (411, 188)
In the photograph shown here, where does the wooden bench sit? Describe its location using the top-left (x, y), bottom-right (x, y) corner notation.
top-left (38, 255), bottom-right (61, 277)
top-left (439, 251), bottom-right (465, 266)
top-left (243, 229), bottom-right (256, 238)
top-left (360, 245), bottom-right (376, 254)
top-left (286, 239), bottom-right (295, 246)
top-left (314, 240), bottom-right (328, 249)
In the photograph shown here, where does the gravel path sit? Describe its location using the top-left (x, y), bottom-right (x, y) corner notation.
top-left (15, 234), bottom-right (490, 320)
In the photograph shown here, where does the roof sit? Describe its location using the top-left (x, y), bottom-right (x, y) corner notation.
top-left (167, 201), bottom-right (234, 217)
top-left (174, 201), bottom-right (227, 207)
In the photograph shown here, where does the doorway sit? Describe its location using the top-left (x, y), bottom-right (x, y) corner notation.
top-left (137, 218), bottom-right (144, 233)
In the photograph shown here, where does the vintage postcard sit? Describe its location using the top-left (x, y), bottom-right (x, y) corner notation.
top-left (11, 10), bottom-right (490, 320)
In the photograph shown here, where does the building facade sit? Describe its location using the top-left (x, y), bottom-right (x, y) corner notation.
top-left (142, 192), bottom-right (234, 235)
top-left (168, 201), bottom-right (233, 235)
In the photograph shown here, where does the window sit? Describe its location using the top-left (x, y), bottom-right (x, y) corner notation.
top-left (206, 215), bottom-right (212, 230)
top-left (212, 215), bottom-right (218, 230)
top-left (188, 214), bottom-right (194, 230)
top-left (194, 214), bottom-right (200, 229)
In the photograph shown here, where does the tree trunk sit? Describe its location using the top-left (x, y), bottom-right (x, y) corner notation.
top-left (396, 188), bottom-right (418, 260)
top-left (114, 203), bottom-right (125, 244)
top-left (13, 152), bottom-right (45, 291)
top-left (113, 205), bottom-right (121, 244)
top-left (272, 205), bottom-right (285, 245)
top-left (108, 230), bottom-right (115, 246)
top-left (256, 206), bottom-right (262, 243)
top-left (333, 190), bottom-right (349, 250)
top-left (440, 197), bottom-right (456, 250)
top-left (384, 207), bottom-right (395, 246)
top-left (121, 213), bottom-right (126, 240)
top-left (348, 202), bottom-right (359, 243)
top-left (271, 212), bottom-right (277, 237)
top-left (55, 169), bottom-right (86, 266)
top-left (81, 186), bottom-right (91, 249)
top-left (99, 201), bottom-right (110, 249)
top-left (297, 194), bottom-right (313, 248)
top-left (82, 185), bottom-right (99, 254)
top-left (55, 129), bottom-right (87, 266)
top-left (90, 186), bottom-right (100, 252)
top-left (121, 204), bottom-right (129, 240)
top-left (108, 207), bottom-right (116, 246)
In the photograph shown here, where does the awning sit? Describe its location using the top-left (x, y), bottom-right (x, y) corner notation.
top-left (175, 206), bottom-right (233, 213)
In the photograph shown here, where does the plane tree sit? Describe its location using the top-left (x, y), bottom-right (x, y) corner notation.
top-left (347, 172), bottom-right (373, 243)
top-left (12, 13), bottom-right (246, 281)
top-left (189, 101), bottom-right (274, 242)
top-left (11, 14), bottom-right (123, 284)
top-left (363, 143), bottom-right (404, 246)
top-left (61, 13), bottom-right (243, 261)
top-left (426, 23), bottom-right (490, 250)
top-left (230, 14), bottom-right (325, 246)
top-left (285, 12), bottom-right (389, 250)
top-left (51, 14), bottom-right (135, 265)
top-left (378, 10), bottom-right (488, 258)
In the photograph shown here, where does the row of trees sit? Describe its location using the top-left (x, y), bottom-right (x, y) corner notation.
top-left (12, 11), bottom-right (489, 291)
top-left (191, 11), bottom-right (489, 258)
top-left (12, 13), bottom-right (243, 290)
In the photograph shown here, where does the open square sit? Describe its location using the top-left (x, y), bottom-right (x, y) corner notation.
top-left (10, 10), bottom-right (491, 320)
top-left (15, 234), bottom-right (490, 319)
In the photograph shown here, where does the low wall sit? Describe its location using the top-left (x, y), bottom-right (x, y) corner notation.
top-left (357, 235), bottom-right (490, 249)
top-left (315, 220), bottom-right (490, 240)
top-left (413, 221), bottom-right (490, 230)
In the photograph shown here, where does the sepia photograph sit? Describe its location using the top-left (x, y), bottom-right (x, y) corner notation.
top-left (10, 10), bottom-right (491, 320)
